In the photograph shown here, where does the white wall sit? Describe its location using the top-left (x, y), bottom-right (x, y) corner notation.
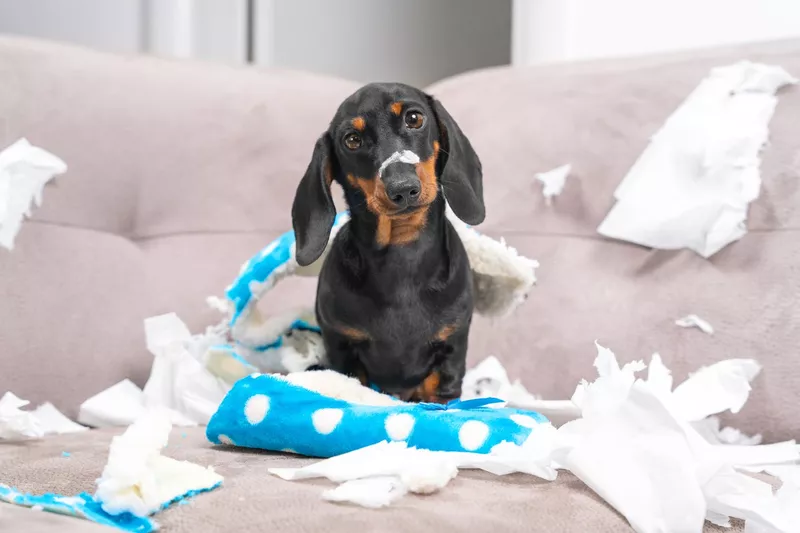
top-left (0, 0), bottom-right (144, 53)
top-left (513, 0), bottom-right (800, 65)
top-left (259, 0), bottom-right (511, 87)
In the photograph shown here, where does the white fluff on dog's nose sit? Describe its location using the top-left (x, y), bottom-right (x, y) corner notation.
top-left (378, 150), bottom-right (420, 177)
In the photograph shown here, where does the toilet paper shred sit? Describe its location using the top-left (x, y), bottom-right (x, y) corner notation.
top-left (0, 392), bottom-right (86, 440)
top-left (273, 345), bottom-right (799, 533)
top-left (0, 138), bottom-right (67, 250)
top-left (78, 312), bottom-right (230, 428)
top-left (676, 314), bottom-right (715, 335)
top-left (535, 163), bottom-right (571, 205)
top-left (597, 61), bottom-right (797, 258)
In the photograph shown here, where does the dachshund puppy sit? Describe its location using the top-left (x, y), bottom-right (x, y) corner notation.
top-left (291, 82), bottom-right (484, 402)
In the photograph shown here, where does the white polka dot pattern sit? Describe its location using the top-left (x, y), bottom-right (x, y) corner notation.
top-left (385, 413), bottom-right (415, 441)
top-left (312, 408), bottom-right (343, 435)
top-left (510, 414), bottom-right (538, 428)
top-left (218, 434), bottom-right (235, 445)
top-left (458, 420), bottom-right (489, 451)
top-left (244, 394), bottom-right (270, 425)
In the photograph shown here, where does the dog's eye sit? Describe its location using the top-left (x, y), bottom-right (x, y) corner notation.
top-left (344, 133), bottom-right (362, 150)
top-left (404, 110), bottom-right (425, 129)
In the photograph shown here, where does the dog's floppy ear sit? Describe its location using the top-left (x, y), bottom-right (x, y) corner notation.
top-left (292, 133), bottom-right (337, 266)
top-left (427, 95), bottom-right (485, 225)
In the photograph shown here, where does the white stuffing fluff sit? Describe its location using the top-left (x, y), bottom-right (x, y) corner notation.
top-left (446, 204), bottom-right (538, 317)
top-left (95, 409), bottom-right (223, 517)
top-left (281, 370), bottom-right (402, 406)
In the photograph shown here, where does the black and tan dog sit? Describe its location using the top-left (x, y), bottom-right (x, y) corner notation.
top-left (291, 82), bottom-right (483, 402)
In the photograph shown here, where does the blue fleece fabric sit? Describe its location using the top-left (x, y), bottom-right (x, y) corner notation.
top-left (206, 373), bottom-right (548, 458)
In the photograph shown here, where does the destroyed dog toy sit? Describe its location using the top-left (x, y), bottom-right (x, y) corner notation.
top-left (209, 208), bottom-right (538, 376)
top-left (207, 370), bottom-right (548, 458)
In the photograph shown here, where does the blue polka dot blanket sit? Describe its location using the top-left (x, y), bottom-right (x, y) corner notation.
top-left (206, 370), bottom-right (548, 458)
top-left (205, 207), bottom-right (538, 382)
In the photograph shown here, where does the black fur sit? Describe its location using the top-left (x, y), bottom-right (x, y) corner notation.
top-left (291, 82), bottom-right (484, 401)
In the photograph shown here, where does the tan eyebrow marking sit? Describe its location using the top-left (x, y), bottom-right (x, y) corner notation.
top-left (351, 116), bottom-right (366, 131)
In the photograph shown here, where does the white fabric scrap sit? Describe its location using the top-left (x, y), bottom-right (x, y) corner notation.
top-left (675, 314), bottom-right (715, 335)
top-left (95, 408), bottom-right (223, 517)
top-left (78, 313), bottom-right (230, 428)
top-left (597, 61), bottom-right (797, 258)
top-left (0, 138), bottom-right (67, 250)
top-left (1, 393), bottom-right (86, 440)
top-left (535, 163), bottom-right (571, 205)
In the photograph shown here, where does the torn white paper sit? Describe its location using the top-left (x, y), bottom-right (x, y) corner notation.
top-left (0, 138), bottom-right (67, 250)
top-left (30, 403), bottom-right (87, 435)
top-left (692, 416), bottom-right (762, 446)
top-left (0, 392), bottom-right (44, 440)
top-left (78, 379), bottom-right (146, 428)
top-left (675, 314), bottom-right (715, 335)
top-left (535, 163), bottom-right (571, 205)
top-left (322, 476), bottom-right (408, 508)
top-left (670, 359), bottom-right (761, 422)
top-left (461, 356), bottom-right (581, 421)
top-left (597, 61), bottom-right (797, 258)
top-left (79, 313), bottom-right (230, 428)
top-left (0, 393), bottom-right (86, 440)
top-left (95, 408), bottom-right (223, 517)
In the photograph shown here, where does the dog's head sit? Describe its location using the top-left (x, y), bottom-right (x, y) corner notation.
top-left (292, 82), bottom-right (484, 266)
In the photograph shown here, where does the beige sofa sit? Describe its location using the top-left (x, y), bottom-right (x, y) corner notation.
top-left (1, 36), bottom-right (798, 532)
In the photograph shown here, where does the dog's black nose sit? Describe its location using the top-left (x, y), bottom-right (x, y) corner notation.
top-left (384, 178), bottom-right (421, 208)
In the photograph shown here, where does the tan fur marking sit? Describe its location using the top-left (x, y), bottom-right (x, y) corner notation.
top-left (390, 102), bottom-right (403, 116)
top-left (337, 325), bottom-right (370, 341)
top-left (351, 116), bottom-right (366, 131)
top-left (412, 371), bottom-right (442, 403)
top-left (435, 324), bottom-right (457, 342)
top-left (324, 161), bottom-right (333, 187)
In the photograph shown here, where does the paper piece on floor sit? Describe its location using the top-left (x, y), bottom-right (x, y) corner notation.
top-left (79, 379), bottom-right (146, 428)
top-left (142, 313), bottom-right (229, 426)
top-left (0, 138), bottom-right (67, 250)
top-left (597, 61), bottom-right (797, 258)
top-left (461, 356), bottom-right (582, 420)
top-left (322, 476), bottom-right (408, 508)
top-left (675, 314), bottom-right (714, 335)
top-left (0, 392), bottom-right (44, 440)
top-left (79, 313), bottom-right (230, 428)
top-left (670, 359), bottom-right (761, 422)
top-left (31, 402), bottom-right (87, 434)
top-left (535, 164), bottom-right (571, 205)
top-left (95, 408), bottom-right (223, 517)
top-left (0, 393), bottom-right (86, 440)
top-left (692, 416), bottom-right (763, 446)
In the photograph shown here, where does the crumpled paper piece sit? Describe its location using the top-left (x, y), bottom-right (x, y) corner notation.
top-left (0, 138), bottom-right (67, 250)
top-left (274, 346), bottom-right (800, 533)
top-left (597, 61), bottom-right (797, 258)
top-left (461, 355), bottom-right (581, 420)
top-left (0, 392), bottom-right (86, 440)
top-left (535, 163), bottom-right (571, 205)
top-left (79, 313), bottom-right (230, 428)
top-left (676, 314), bottom-right (715, 335)
top-left (95, 408), bottom-right (223, 517)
